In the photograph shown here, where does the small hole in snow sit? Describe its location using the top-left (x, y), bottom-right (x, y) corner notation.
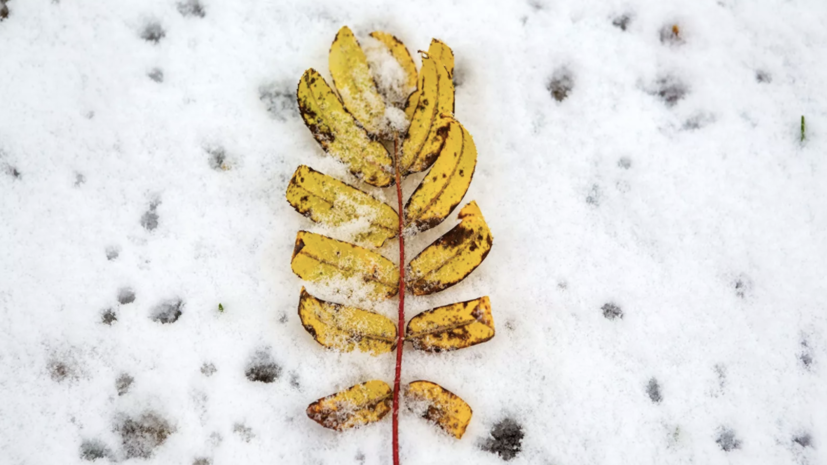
top-left (201, 363), bottom-right (218, 378)
top-left (201, 362), bottom-right (217, 377)
top-left (715, 427), bottom-right (741, 451)
top-left (733, 275), bottom-right (752, 298)
top-left (106, 246), bottom-right (120, 261)
top-left (618, 157), bottom-right (632, 169)
top-left (101, 308), bottom-right (117, 325)
top-left (793, 433), bottom-right (812, 448)
top-left (755, 70), bottom-right (772, 83)
top-left (245, 350), bottom-right (281, 383)
top-left (48, 359), bottom-right (77, 382)
top-left (799, 337), bottom-right (813, 369)
top-left (660, 23), bottom-right (684, 45)
top-left (151, 298), bottom-right (183, 324)
top-left (177, 0), bottom-right (205, 18)
top-left (612, 14), bottom-right (631, 31)
top-left (140, 22), bottom-right (166, 44)
top-left (233, 423), bottom-right (255, 442)
top-left (547, 68), bottom-right (574, 102)
top-left (207, 146), bottom-right (229, 171)
top-left (585, 184), bottom-right (601, 206)
top-left (713, 364), bottom-right (727, 393)
top-left (480, 417), bottom-right (524, 461)
top-left (652, 76), bottom-right (688, 107)
top-left (602, 302), bottom-right (623, 320)
top-left (4, 163), bottom-right (21, 179)
top-left (259, 84), bottom-right (298, 121)
top-left (528, 0), bottom-right (544, 11)
top-left (148, 68), bottom-right (164, 83)
top-left (118, 287), bottom-right (136, 305)
top-left (683, 113), bottom-right (715, 130)
top-left (647, 378), bottom-right (662, 403)
top-left (79, 439), bottom-right (111, 461)
top-left (74, 172), bottom-right (86, 186)
top-left (49, 363), bottom-right (69, 381)
top-left (116, 411), bottom-right (174, 459)
top-left (116, 373), bottom-right (134, 396)
top-left (140, 200), bottom-right (160, 231)
top-left (193, 458), bottom-right (212, 465)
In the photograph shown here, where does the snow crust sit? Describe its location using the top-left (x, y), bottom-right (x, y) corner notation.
top-left (1, 0), bottom-right (826, 464)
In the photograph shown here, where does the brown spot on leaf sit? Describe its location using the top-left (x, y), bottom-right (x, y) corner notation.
top-left (293, 236), bottom-right (306, 258)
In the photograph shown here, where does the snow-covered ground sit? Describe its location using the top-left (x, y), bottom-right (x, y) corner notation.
top-left (1, 0), bottom-right (826, 464)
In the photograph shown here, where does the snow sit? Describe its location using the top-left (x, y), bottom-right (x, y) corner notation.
top-left (1, 0), bottom-right (826, 464)
top-left (362, 36), bottom-right (413, 106)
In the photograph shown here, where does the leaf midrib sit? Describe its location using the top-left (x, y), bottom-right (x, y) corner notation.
top-left (408, 223), bottom-right (480, 287)
top-left (407, 317), bottom-right (485, 339)
top-left (294, 184), bottom-right (396, 234)
top-left (299, 249), bottom-right (397, 289)
top-left (313, 306), bottom-right (395, 343)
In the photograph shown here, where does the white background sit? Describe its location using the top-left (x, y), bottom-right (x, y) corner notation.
top-left (1, 0), bottom-right (825, 464)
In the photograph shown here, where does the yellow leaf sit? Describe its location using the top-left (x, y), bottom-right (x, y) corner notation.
top-left (307, 380), bottom-right (393, 431)
top-left (432, 48), bottom-right (454, 117)
top-left (407, 201), bottom-right (493, 296)
top-left (403, 39), bottom-right (454, 124)
top-left (400, 56), bottom-right (438, 172)
top-left (298, 287), bottom-right (397, 355)
top-left (285, 165), bottom-right (397, 248)
top-left (329, 26), bottom-right (386, 136)
top-left (405, 114), bottom-right (458, 177)
top-left (369, 31), bottom-right (418, 96)
top-left (403, 87), bottom-right (421, 121)
top-left (428, 38), bottom-right (455, 79)
top-left (401, 57), bottom-right (454, 176)
top-left (404, 117), bottom-right (476, 231)
top-left (291, 231), bottom-right (399, 300)
top-left (406, 296), bottom-right (494, 352)
top-left (405, 380), bottom-right (472, 439)
top-left (296, 68), bottom-right (393, 187)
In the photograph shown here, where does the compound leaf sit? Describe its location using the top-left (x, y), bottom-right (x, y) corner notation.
top-left (369, 31), bottom-right (418, 96)
top-left (404, 117), bottom-right (476, 231)
top-left (407, 201), bottom-right (493, 296)
top-left (298, 287), bottom-right (396, 355)
top-left (307, 380), bottom-right (393, 431)
top-left (406, 296), bottom-right (494, 352)
top-left (291, 231), bottom-right (399, 300)
top-left (286, 165), bottom-right (397, 248)
top-left (297, 68), bottom-right (393, 187)
top-left (405, 380), bottom-right (472, 439)
top-left (329, 26), bottom-right (386, 136)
